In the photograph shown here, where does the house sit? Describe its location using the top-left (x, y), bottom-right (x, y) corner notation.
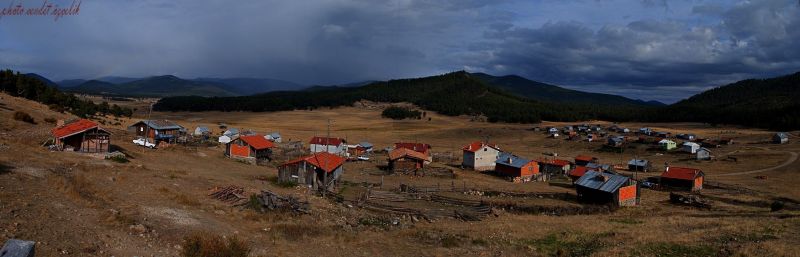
top-left (266, 132), bottom-right (282, 143)
top-left (682, 142), bottom-right (701, 153)
top-left (51, 119), bottom-right (110, 153)
top-left (627, 159), bottom-right (651, 172)
top-left (495, 152), bottom-right (539, 182)
top-left (278, 152), bottom-right (345, 191)
top-left (607, 136), bottom-right (625, 147)
top-left (574, 171), bottom-right (640, 207)
top-left (658, 139), bottom-right (677, 150)
top-left (773, 132), bottom-right (789, 144)
top-left (660, 166), bottom-right (704, 191)
top-left (586, 162), bottom-right (613, 173)
top-left (194, 126), bottom-right (211, 136)
top-left (696, 147), bottom-right (712, 160)
top-left (309, 136), bottom-right (347, 155)
top-left (538, 159), bottom-right (571, 176)
top-left (394, 142), bottom-right (432, 163)
top-left (226, 135), bottom-right (275, 162)
top-left (462, 141), bottom-right (501, 171)
top-left (639, 127), bottom-right (652, 135)
top-left (547, 127), bottom-right (558, 135)
top-left (574, 155), bottom-right (596, 166)
top-left (128, 120), bottom-right (185, 144)
top-left (621, 128), bottom-right (630, 133)
top-left (562, 126), bottom-right (574, 134)
top-left (388, 148), bottom-right (428, 173)
top-left (347, 141), bottom-right (374, 158)
top-left (678, 134), bottom-right (696, 141)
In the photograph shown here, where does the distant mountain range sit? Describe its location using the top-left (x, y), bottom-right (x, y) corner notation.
top-left (54, 75), bottom-right (304, 97)
top-left (471, 73), bottom-right (665, 106)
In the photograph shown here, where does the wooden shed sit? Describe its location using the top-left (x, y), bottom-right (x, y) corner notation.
top-left (226, 135), bottom-right (275, 162)
top-left (51, 119), bottom-right (110, 153)
top-left (660, 166), bottom-right (704, 191)
top-left (388, 148), bottom-right (428, 173)
top-left (277, 152), bottom-right (345, 191)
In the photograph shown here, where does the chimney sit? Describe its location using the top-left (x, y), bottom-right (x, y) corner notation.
top-left (507, 157), bottom-right (513, 164)
top-left (56, 119), bottom-right (65, 127)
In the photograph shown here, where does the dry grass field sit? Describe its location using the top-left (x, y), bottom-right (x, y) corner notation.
top-left (1, 93), bottom-right (799, 256)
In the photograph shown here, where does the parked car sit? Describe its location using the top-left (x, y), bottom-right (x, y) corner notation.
top-left (133, 137), bottom-right (156, 148)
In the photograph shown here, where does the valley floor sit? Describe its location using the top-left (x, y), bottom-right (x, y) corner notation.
top-left (1, 94), bottom-right (799, 256)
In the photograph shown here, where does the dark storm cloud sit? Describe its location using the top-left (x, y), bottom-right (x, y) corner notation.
top-left (0, 0), bottom-right (798, 103)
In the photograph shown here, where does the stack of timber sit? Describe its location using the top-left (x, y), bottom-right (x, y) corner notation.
top-left (209, 185), bottom-right (247, 205)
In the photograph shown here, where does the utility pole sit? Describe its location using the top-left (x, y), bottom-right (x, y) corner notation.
top-left (322, 119), bottom-right (331, 197)
top-left (143, 102), bottom-right (153, 153)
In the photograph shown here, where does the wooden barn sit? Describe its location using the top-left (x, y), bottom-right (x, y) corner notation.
top-left (128, 120), bottom-right (185, 144)
top-left (574, 171), bottom-right (640, 207)
top-left (495, 152), bottom-right (539, 182)
top-left (574, 155), bottom-right (596, 166)
top-left (277, 152), bottom-right (345, 191)
top-left (537, 159), bottom-right (571, 176)
top-left (394, 142), bottom-right (432, 163)
top-left (51, 119), bottom-right (110, 153)
top-left (461, 141), bottom-right (500, 171)
top-left (388, 148), bottom-right (428, 173)
top-left (225, 135), bottom-right (275, 162)
top-left (660, 166), bottom-right (704, 191)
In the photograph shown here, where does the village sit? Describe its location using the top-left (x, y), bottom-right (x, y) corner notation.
top-left (1, 95), bottom-right (799, 256)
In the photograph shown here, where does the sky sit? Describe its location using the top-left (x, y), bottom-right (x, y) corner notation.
top-left (1, 0), bottom-right (799, 103)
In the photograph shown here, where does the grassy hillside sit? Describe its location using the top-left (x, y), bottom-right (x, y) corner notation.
top-left (66, 75), bottom-right (239, 97)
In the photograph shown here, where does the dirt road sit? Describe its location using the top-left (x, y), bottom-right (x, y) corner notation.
top-left (715, 150), bottom-right (798, 177)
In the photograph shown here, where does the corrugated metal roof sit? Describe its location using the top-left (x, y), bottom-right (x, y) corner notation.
top-left (496, 152), bottom-right (532, 168)
top-left (134, 120), bottom-right (184, 130)
top-left (574, 171), bottom-right (630, 193)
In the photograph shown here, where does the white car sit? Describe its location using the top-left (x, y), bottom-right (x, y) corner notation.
top-left (133, 137), bottom-right (156, 148)
top-left (357, 156), bottom-right (370, 161)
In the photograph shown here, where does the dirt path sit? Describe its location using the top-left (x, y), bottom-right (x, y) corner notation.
top-left (715, 150), bottom-right (799, 177)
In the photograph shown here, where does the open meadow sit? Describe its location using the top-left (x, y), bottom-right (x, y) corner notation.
top-left (1, 93), bottom-right (799, 256)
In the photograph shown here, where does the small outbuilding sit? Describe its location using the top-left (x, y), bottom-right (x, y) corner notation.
top-left (394, 142), bottom-right (432, 162)
top-left (627, 159), bottom-right (651, 172)
top-left (495, 152), bottom-right (539, 182)
top-left (226, 135), bottom-right (275, 163)
top-left (658, 139), bottom-right (677, 150)
top-left (607, 136), bottom-right (625, 147)
top-left (278, 152), bottom-right (346, 191)
top-left (388, 148), bottom-right (429, 173)
top-left (660, 166), bottom-right (704, 191)
top-left (574, 155), bottom-right (596, 166)
top-left (194, 126), bottom-right (211, 136)
top-left (696, 147), bottom-right (712, 160)
top-left (538, 159), bottom-right (571, 177)
top-left (773, 132), bottom-right (789, 144)
top-left (682, 142), bottom-right (701, 153)
top-left (266, 132), bottom-right (282, 143)
top-left (568, 166), bottom-right (591, 181)
top-left (51, 119), bottom-right (111, 153)
top-left (461, 141), bottom-right (501, 171)
top-left (574, 171), bottom-right (640, 207)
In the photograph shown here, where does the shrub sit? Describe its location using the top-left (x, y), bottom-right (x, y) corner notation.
top-left (13, 111), bottom-right (35, 124)
top-left (381, 106), bottom-right (422, 120)
top-left (181, 233), bottom-right (250, 257)
top-left (44, 117), bottom-right (57, 124)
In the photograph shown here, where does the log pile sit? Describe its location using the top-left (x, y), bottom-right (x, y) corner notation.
top-left (250, 190), bottom-right (310, 214)
top-left (209, 186), bottom-right (247, 205)
top-left (669, 192), bottom-right (711, 209)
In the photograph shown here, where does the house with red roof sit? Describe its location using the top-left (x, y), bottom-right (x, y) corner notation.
top-left (277, 152), bottom-right (346, 190)
top-left (225, 135), bottom-right (275, 163)
top-left (461, 141), bottom-right (500, 171)
top-left (309, 136), bottom-right (347, 155)
top-left (660, 166), bottom-right (704, 191)
top-left (574, 155), bottom-right (597, 166)
top-left (388, 148), bottom-right (429, 174)
top-left (568, 166), bottom-right (593, 181)
top-left (538, 158), bottom-right (572, 177)
top-left (394, 142), bottom-right (432, 162)
top-left (51, 119), bottom-right (110, 153)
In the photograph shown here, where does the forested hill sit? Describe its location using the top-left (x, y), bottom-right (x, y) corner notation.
top-left (471, 73), bottom-right (663, 106)
top-left (650, 72), bottom-right (800, 130)
top-left (153, 71), bottom-right (647, 123)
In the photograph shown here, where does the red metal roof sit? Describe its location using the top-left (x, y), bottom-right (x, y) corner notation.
top-left (281, 152), bottom-right (346, 173)
top-left (395, 142), bottom-right (430, 153)
top-left (569, 166), bottom-right (591, 177)
top-left (51, 119), bottom-right (101, 139)
top-left (462, 141), bottom-right (498, 152)
top-left (389, 148), bottom-right (428, 161)
top-left (537, 159), bottom-right (570, 167)
top-left (661, 167), bottom-right (703, 180)
top-left (575, 155), bottom-right (594, 162)
top-left (309, 136), bottom-right (345, 146)
top-left (238, 135), bottom-right (275, 150)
